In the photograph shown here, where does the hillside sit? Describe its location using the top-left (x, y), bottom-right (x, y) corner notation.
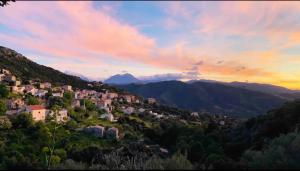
top-left (117, 81), bottom-right (286, 118)
top-left (225, 100), bottom-right (300, 159)
top-left (0, 46), bottom-right (89, 88)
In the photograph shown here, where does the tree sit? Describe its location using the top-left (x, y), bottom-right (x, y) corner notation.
top-left (242, 131), bottom-right (300, 169)
top-left (0, 100), bottom-right (7, 116)
top-left (26, 95), bottom-right (40, 105)
top-left (0, 84), bottom-right (9, 99)
top-left (0, 116), bottom-right (12, 129)
top-left (63, 92), bottom-right (73, 107)
top-left (48, 97), bottom-right (64, 109)
top-left (12, 112), bottom-right (34, 128)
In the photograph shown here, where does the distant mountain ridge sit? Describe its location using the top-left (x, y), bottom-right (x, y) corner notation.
top-left (117, 80), bottom-right (286, 118)
top-left (226, 81), bottom-right (300, 100)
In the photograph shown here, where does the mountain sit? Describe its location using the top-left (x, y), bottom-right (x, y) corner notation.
top-left (0, 46), bottom-right (89, 89)
top-left (117, 81), bottom-right (286, 118)
top-left (227, 82), bottom-right (300, 100)
top-left (64, 70), bottom-right (94, 82)
top-left (104, 73), bottom-right (140, 85)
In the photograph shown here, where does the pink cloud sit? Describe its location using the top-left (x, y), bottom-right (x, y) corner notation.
top-left (0, 1), bottom-right (298, 88)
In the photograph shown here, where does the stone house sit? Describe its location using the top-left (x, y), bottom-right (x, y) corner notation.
top-left (26, 105), bottom-right (47, 122)
top-left (106, 127), bottom-right (119, 139)
top-left (84, 125), bottom-right (105, 138)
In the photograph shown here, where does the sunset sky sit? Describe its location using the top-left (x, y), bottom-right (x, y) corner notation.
top-left (0, 1), bottom-right (300, 89)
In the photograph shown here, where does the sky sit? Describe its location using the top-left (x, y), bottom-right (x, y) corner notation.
top-left (0, 1), bottom-right (300, 89)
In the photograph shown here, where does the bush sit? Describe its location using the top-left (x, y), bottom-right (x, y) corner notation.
top-left (0, 116), bottom-right (12, 129)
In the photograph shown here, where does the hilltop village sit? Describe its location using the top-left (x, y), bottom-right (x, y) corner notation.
top-left (0, 68), bottom-right (235, 139)
top-left (0, 67), bottom-right (243, 170)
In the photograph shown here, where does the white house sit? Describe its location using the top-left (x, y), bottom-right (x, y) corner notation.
top-left (47, 109), bottom-right (68, 123)
top-left (191, 112), bottom-right (199, 117)
top-left (62, 85), bottom-right (73, 92)
top-left (39, 82), bottom-right (52, 89)
top-left (10, 86), bottom-right (25, 94)
top-left (138, 108), bottom-right (145, 113)
top-left (122, 107), bottom-right (135, 115)
top-left (52, 92), bottom-right (64, 98)
top-left (147, 98), bottom-right (156, 104)
top-left (35, 90), bottom-right (48, 98)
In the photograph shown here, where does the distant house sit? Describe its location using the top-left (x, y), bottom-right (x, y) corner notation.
top-left (84, 125), bottom-right (105, 138)
top-left (190, 112), bottom-right (199, 117)
top-left (0, 69), bottom-right (10, 75)
top-left (122, 106), bottom-right (135, 115)
top-left (34, 90), bottom-right (48, 98)
top-left (24, 85), bottom-right (38, 95)
top-left (219, 121), bottom-right (225, 126)
top-left (99, 113), bottom-right (115, 122)
top-left (26, 105), bottom-right (47, 122)
top-left (0, 74), bottom-right (5, 82)
top-left (121, 95), bottom-right (135, 103)
top-left (52, 92), bottom-right (64, 98)
top-left (62, 85), bottom-right (73, 92)
top-left (138, 108), bottom-right (145, 113)
top-left (107, 92), bottom-right (118, 99)
top-left (97, 99), bottom-right (112, 108)
top-left (10, 86), bottom-right (25, 94)
top-left (106, 127), bottom-right (119, 139)
top-left (6, 98), bottom-right (25, 110)
top-left (11, 80), bottom-right (21, 86)
top-left (4, 75), bottom-right (16, 82)
top-left (72, 99), bottom-right (81, 108)
top-left (39, 82), bottom-right (52, 89)
top-left (56, 109), bottom-right (68, 122)
top-left (147, 98), bottom-right (156, 104)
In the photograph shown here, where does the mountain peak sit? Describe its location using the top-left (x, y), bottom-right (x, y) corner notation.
top-left (104, 73), bottom-right (140, 85)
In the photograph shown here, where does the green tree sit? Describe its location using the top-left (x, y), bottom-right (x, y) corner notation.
top-left (0, 100), bottom-right (7, 116)
top-left (163, 152), bottom-right (194, 170)
top-left (0, 84), bottom-right (9, 99)
top-left (0, 116), bottom-right (12, 129)
top-left (63, 92), bottom-right (73, 107)
top-left (48, 97), bottom-right (64, 109)
top-left (242, 131), bottom-right (300, 169)
top-left (26, 96), bottom-right (40, 105)
top-left (12, 112), bottom-right (34, 128)
top-left (84, 99), bottom-right (96, 111)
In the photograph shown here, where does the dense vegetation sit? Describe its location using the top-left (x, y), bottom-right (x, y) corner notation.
top-left (118, 81), bottom-right (285, 118)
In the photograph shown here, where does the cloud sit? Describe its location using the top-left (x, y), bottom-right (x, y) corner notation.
top-left (0, 1), bottom-right (155, 63)
top-left (1, 1), bottom-right (299, 88)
